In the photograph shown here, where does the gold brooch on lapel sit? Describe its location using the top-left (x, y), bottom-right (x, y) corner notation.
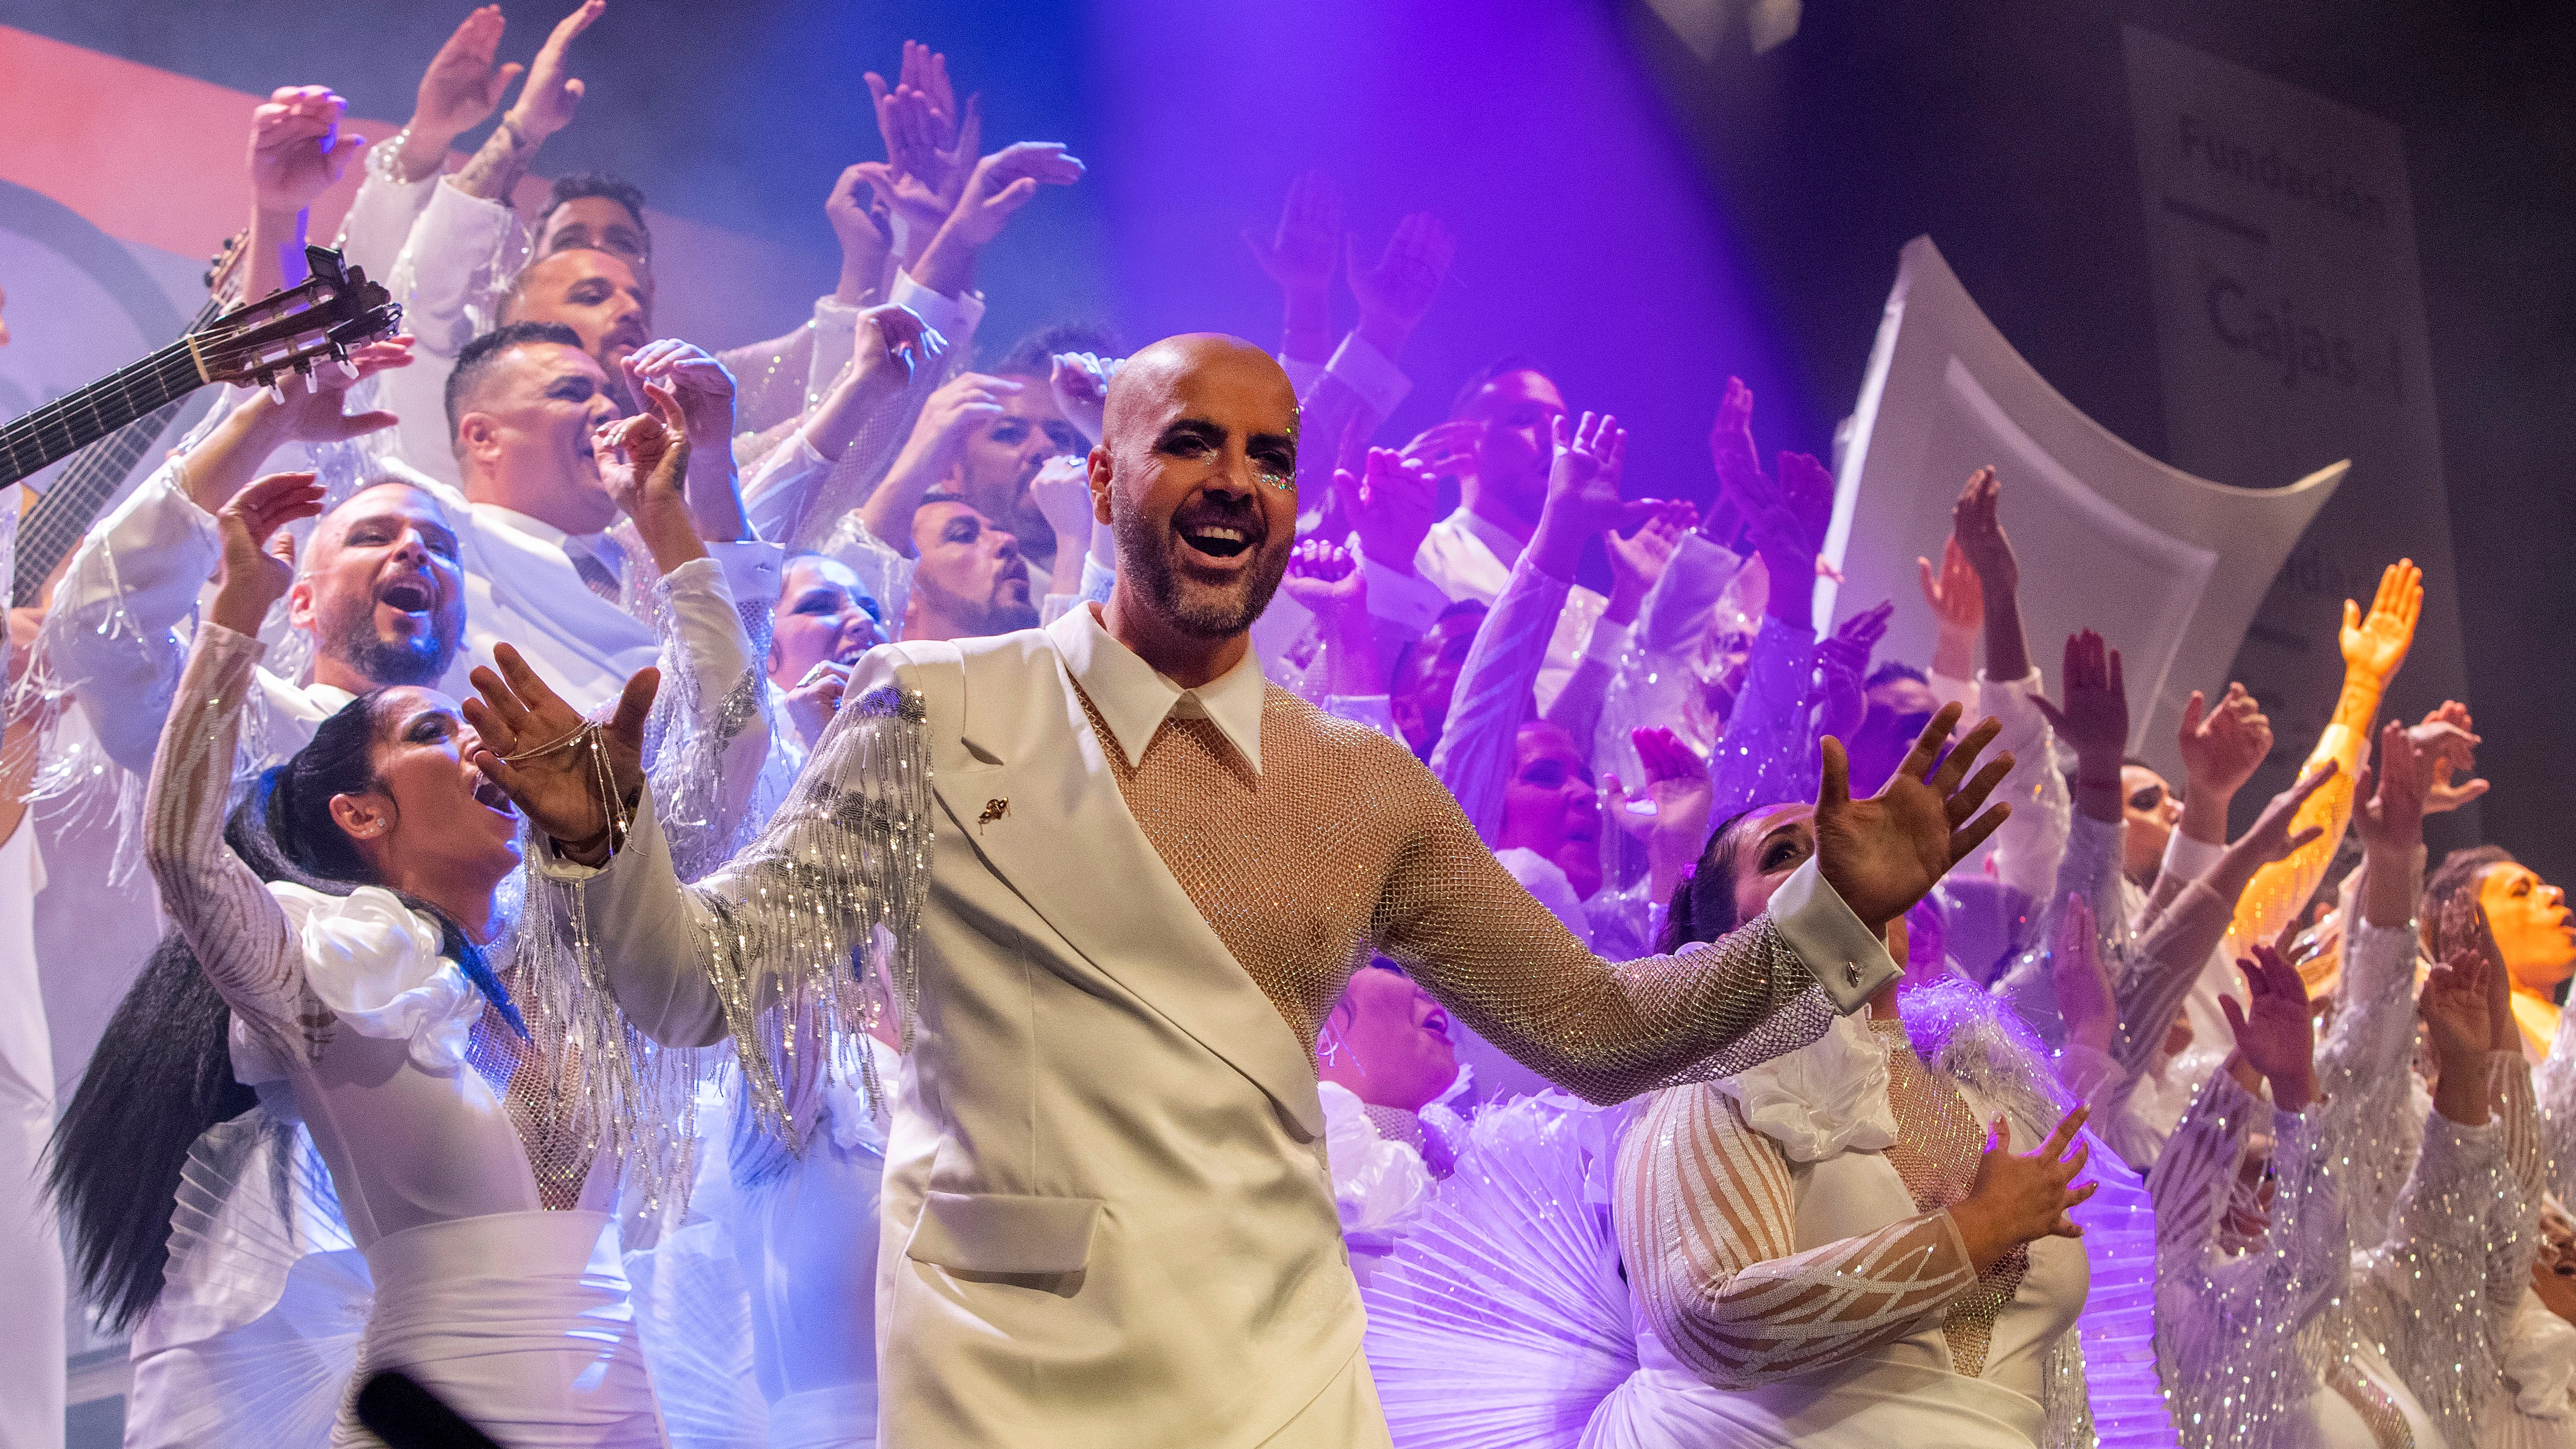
top-left (979, 798), bottom-right (1010, 830)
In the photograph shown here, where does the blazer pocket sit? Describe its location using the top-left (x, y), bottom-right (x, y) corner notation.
top-left (904, 1191), bottom-right (1101, 1275)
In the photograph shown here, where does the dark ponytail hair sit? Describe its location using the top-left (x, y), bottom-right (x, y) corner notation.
top-left (51, 695), bottom-right (517, 1328)
top-left (1658, 808), bottom-right (1763, 953)
top-left (52, 800), bottom-right (288, 1331)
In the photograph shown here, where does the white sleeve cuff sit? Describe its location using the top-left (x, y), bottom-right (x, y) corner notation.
top-left (704, 540), bottom-right (785, 606)
top-left (811, 293), bottom-right (862, 333)
top-left (1362, 557), bottom-right (1451, 635)
top-left (1767, 858), bottom-right (1901, 1014)
top-left (1324, 331), bottom-right (1412, 418)
top-left (2161, 827), bottom-right (2226, 883)
top-left (1279, 354), bottom-right (1326, 400)
top-left (891, 270), bottom-right (985, 344)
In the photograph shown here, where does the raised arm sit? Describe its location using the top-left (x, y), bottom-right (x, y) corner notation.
top-left (1384, 704), bottom-right (2012, 1101)
top-left (2227, 560), bottom-right (2424, 952)
top-left (338, 6), bottom-right (524, 275)
top-left (143, 475), bottom-right (334, 1062)
top-left (244, 86), bottom-right (366, 299)
top-left (1619, 1082), bottom-right (2088, 1388)
top-left (1949, 468), bottom-right (2066, 902)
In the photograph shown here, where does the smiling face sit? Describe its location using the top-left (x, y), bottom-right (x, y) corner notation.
top-left (2121, 764), bottom-right (2181, 882)
top-left (453, 342), bottom-right (623, 535)
top-left (506, 248), bottom-right (651, 388)
top-left (289, 482), bottom-right (466, 692)
top-left (954, 377), bottom-right (1086, 562)
top-left (2480, 863), bottom-right (2576, 991)
top-left (1096, 335), bottom-right (1300, 642)
top-left (770, 555), bottom-right (882, 687)
top-left (905, 498), bottom-right (1037, 641)
top-left (1457, 369), bottom-right (1567, 528)
top-left (1499, 721), bottom-right (1603, 900)
top-left (336, 688), bottom-right (524, 898)
top-left (1316, 965), bottom-right (1459, 1112)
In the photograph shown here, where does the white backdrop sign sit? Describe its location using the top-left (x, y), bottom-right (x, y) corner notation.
top-left (2122, 26), bottom-right (2470, 819)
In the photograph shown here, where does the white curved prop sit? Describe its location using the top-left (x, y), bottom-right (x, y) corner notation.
top-left (1821, 235), bottom-right (2342, 781)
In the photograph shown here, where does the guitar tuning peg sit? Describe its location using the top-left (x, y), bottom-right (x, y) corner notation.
top-left (265, 376), bottom-right (289, 406)
top-left (300, 366), bottom-right (320, 394)
top-left (330, 354), bottom-right (360, 382)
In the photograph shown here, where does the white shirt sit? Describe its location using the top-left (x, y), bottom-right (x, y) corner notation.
top-left (1052, 602), bottom-right (1269, 776)
top-left (1413, 504), bottom-right (1606, 712)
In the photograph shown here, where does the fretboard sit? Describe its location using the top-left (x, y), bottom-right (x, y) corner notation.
top-left (0, 338), bottom-right (205, 492)
top-left (9, 394), bottom-right (194, 607)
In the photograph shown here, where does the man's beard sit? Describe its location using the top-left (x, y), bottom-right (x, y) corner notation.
top-left (324, 610), bottom-right (460, 688)
top-left (1112, 500), bottom-right (1290, 640)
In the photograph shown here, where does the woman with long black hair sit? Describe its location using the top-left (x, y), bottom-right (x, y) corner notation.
top-left (69, 387), bottom-right (733, 1448)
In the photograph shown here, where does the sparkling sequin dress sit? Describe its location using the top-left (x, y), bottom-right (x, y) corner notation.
top-left (146, 625), bottom-right (671, 1448)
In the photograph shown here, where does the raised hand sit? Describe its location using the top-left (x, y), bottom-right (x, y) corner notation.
top-left (865, 41), bottom-right (971, 233)
top-left (853, 303), bottom-right (936, 389)
top-left (1050, 351), bottom-right (1121, 448)
top-left (506, 0), bottom-right (602, 144)
top-left (249, 86), bottom-right (365, 215)
top-left (1951, 1106), bottom-right (2095, 1273)
top-left (1814, 701), bottom-right (2014, 931)
top-left (592, 378), bottom-right (688, 522)
top-left (1608, 726), bottom-right (1715, 905)
top-left (409, 6), bottom-right (520, 158)
top-left (913, 372), bottom-right (1022, 458)
top-left (2351, 720), bottom-right (2427, 858)
top-left (2340, 559), bottom-right (2423, 687)
top-left (2409, 701), bottom-right (2489, 814)
top-left (1280, 537), bottom-right (1367, 619)
top-left (783, 661), bottom-right (852, 752)
top-left (1029, 455), bottom-right (1097, 561)
top-left (2033, 630), bottom-right (2129, 769)
top-left (1918, 536), bottom-right (1984, 636)
top-left (1349, 212), bottom-right (1457, 350)
top-left (825, 163), bottom-right (895, 303)
top-left (1333, 446), bottom-right (1440, 577)
top-left (2233, 760), bottom-right (2337, 866)
top-left (209, 471), bottom-right (323, 636)
top-left (1541, 411), bottom-right (1638, 535)
top-left (622, 339), bottom-right (737, 444)
top-left (1244, 170), bottom-right (1342, 296)
top-left (2419, 931), bottom-right (2493, 1068)
top-left (2048, 894), bottom-right (2117, 1054)
top-left (1606, 502), bottom-right (1696, 620)
top-left (2221, 943), bottom-right (2317, 1111)
top-left (939, 141), bottom-right (1085, 249)
top-left (1815, 600), bottom-right (1894, 743)
top-left (1949, 465), bottom-right (2018, 594)
top-left (2177, 682), bottom-right (2272, 799)
top-left (464, 644), bottom-right (657, 861)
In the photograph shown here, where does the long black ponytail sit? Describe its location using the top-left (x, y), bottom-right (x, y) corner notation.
top-left (51, 694), bottom-right (517, 1329)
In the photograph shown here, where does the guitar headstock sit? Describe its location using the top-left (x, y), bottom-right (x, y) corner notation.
top-left (189, 245), bottom-right (403, 394)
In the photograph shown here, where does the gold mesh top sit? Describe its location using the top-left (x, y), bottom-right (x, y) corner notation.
top-left (1074, 678), bottom-right (1832, 1103)
top-left (1871, 1017), bottom-right (2027, 1377)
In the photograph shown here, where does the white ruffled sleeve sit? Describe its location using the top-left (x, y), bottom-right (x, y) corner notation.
top-left (271, 883), bottom-right (480, 1073)
top-left (1321, 1080), bottom-right (1435, 1238)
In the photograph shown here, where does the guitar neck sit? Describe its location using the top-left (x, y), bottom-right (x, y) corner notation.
top-left (0, 338), bottom-right (205, 492)
top-left (9, 394), bottom-right (195, 607)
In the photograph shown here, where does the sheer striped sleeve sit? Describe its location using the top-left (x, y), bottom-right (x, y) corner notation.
top-left (1614, 1082), bottom-right (1976, 1390)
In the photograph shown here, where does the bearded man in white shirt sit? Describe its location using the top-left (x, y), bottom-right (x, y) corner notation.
top-left (467, 332), bottom-right (2020, 1449)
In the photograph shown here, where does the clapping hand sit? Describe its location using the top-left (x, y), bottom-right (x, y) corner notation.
top-left (1280, 536), bottom-right (1368, 619)
top-left (622, 341), bottom-right (737, 445)
top-left (1400, 420), bottom-right (1481, 490)
top-left (1332, 447), bottom-right (1441, 577)
top-left (1814, 701), bottom-right (2014, 931)
top-left (864, 41), bottom-right (973, 238)
top-left (592, 378), bottom-right (688, 524)
top-left (2048, 894), bottom-right (2118, 1055)
top-left (939, 142), bottom-right (1085, 249)
top-left (2221, 943), bottom-right (2317, 1111)
top-left (249, 86), bottom-right (364, 216)
top-left (2177, 682), bottom-right (2272, 801)
top-left (853, 303), bottom-right (938, 390)
top-left (2352, 720), bottom-right (2426, 858)
top-left (1605, 501), bottom-right (1696, 619)
top-left (1349, 212), bottom-right (1457, 347)
top-left (2409, 701), bottom-right (2489, 814)
top-left (210, 471), bottom-right (323, 636)
top-left (2033, 630), bottom-right (2129, 766)
top-left (506, 1), bottom-right (602, 144)
top-left (410, 7), bottom-right (520, 151)
top-left (1542, 412), bottom-right (1639, 533)
top-left (1709, 378), bottom-right (1833, 607)
top-left (1243, 171), bottom-right (1342, 297)
top-left (1918, 536), bottom-right (1983, 635)
top-left (1050, 351), bottom-right (1121, 448)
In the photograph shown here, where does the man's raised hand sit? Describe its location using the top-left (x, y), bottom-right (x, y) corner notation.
top-left (209, 471), bottom-right (323, 636)
top-left (250, 86), bottom-right (364, 216)
top-left (2221, 944), bottom-right (2316, 1111)
top-left (507, 0), bottom-right (602, 144)
top-left (1814, 701), bottom-right (2014, 931)
top-left (1349, 212), bottom-right (1457, 350)
top-left (408, 6), bottom-right (520, 165)
top-left (1244, 170), bottom-right (1342, 297)
top-left (1333, 447), bottom-right (1440, 577)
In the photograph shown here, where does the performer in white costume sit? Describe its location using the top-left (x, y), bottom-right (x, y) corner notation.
top-left (113, 390), bottom-right (742, 1448)
top-left (461, 333), bottom-right (2023, 1448)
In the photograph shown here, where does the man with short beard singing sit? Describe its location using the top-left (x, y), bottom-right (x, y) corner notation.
top-left (471, 333), bottom-right (2023, 1448)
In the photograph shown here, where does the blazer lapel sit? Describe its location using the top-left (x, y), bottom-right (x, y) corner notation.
top-left (926, 636), bottom-right (1328, 1141)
